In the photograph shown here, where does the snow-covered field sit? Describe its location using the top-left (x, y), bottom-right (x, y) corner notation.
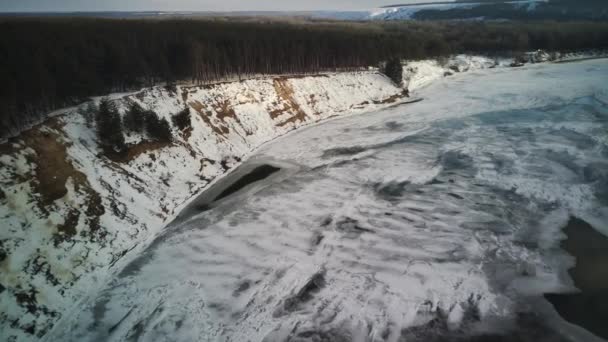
top-left (45, 58), bottom-right (608, 342)
top-left (314, 0), bottom-right (548, 20)
top-left (0, 54), bottom-right (603, 341)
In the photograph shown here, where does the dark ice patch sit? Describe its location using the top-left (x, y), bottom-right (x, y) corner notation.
top-left (373, 181), bottom-right (411, 199)
top-left (311, 232), bottom-right (324, 246)
top-left (460, 216), bottom-right (517, 236)
top-left (550, 128), bottom-right (598, 151)
top-left (274, 270), bottom-right (326, 317)
top-left (0, 240), bottom-right (6, 263)
top-left (440, 151), bottom-right (475, 171)
top-left (544, 150), bottom-right (584, 176)
top-left (582, 162), bottom-right (608, 183)
top-left (400, 301), bottom-right (567, 342)
top-left (321, 146), bottom-right (367, 159)
top-left (487, 153), bottom-right (516, 175)
top-left (400, 296), bottom-right (483, 341)
top-left (213, 165), bottom-right (280, 202)
top-left (385, 121), bottom-right (405, 131)
top-left (545, 217), bottom-right (608, 340)
top-left (108, 307), bottom-right (134, 334)
top-left (320, 216), bottom-right (333, 227)
top-left (447, 193), bottom-right (464, 200)
top-left (476, 108), bottom-right (551, 126)
top-left (233, 281), bottom-right (251, 297)
top-left (495, 126), bottom-right (536, 143)
top-left (321, 132), bottom-right (434, 160)
top-left (429, 178), bottom-right (445, 185)
top-left (334, 217), bottom-right (373, 237)
top-left (581, 162), bottom-right (608, 204)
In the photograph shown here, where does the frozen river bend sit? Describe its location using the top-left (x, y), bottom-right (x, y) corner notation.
top-left (47, 60), bottom-right (608, 341)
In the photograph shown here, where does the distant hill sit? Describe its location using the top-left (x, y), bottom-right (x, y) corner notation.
top-left (412, 0), bottom-right (608, 21)
top-left (341, 0), bottom-right (607, 21)
top-left (384, 0), bottom-right (532, 7)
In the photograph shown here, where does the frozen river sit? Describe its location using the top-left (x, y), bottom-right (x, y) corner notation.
top-left (47, 59), bottom-right (608, 341)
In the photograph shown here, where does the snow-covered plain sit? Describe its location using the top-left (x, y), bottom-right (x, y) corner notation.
top-left (42, 59), bottom-right (608, 341)
top-left (314, 0), bottom-right (548, 21)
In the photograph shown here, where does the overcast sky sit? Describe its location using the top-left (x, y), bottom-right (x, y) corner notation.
top-left (0, 0), bottom-right (451, 12)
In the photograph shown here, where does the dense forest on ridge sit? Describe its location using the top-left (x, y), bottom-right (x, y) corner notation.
top-left (1, 18), bottom-right (608, 138)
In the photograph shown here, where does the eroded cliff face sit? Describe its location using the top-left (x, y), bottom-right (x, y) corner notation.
top-left (0, 71), bottom-right (409, 340)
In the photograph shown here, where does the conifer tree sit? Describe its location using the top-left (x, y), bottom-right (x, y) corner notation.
top-left (172, 107), bottom-right (191, 131)
top-left (382, 58), bottom-right (404, 87)
top-left (96, 98), bottom-right (126, 155)
top-left (144, 110), bottom-right (172, 142)
top-left (124, 102), bottom-right (146, 133)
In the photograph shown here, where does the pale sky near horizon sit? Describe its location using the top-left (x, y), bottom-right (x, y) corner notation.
top-left (0, 0), bottom-right (452, 12)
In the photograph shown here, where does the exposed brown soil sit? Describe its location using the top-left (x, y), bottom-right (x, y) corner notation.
top-left (14, 120), bottom-right (105, 240)
top-left (21, 123), bottom-right (73, 206)
top-left (181, 126), bottom-right (193, 141)
top-left (55, 209), bottom-right (80, 244)
top-left (173, 139), bottom-right (197, 159)
top-left (109, 140), bottom-right (173, 163)
top-left (0, 119), bottom-right (109, 336)
top-left (189, 100), bottom-right (229, 136)
top-left (189, 98), bottom-right (254, 137)
top-left (215, 100), bottom-right (237, 122)
top-left (271, 79), bottom-right (309, 127)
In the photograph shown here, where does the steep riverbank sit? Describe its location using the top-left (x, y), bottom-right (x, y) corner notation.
top-left (0, 53), bottom-right (600, 340)
top-left (44, 58), bottom-right (608, 342)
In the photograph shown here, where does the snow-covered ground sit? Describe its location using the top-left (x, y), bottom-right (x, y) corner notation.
top-left (46, 58), bottom-right (608, 342)
top-left (0, 54), bottom-right (603, 340)
top-left (313, 0), bottom-right (548, 20)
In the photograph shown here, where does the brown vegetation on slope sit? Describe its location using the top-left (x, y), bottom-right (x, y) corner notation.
top-left (7, 120), bottom-right (106, 241)
top-left (271, 79), bottom-right (309, 127)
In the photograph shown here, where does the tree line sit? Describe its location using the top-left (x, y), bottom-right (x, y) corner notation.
top-left (1, 18), bottom-right (608, 138)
